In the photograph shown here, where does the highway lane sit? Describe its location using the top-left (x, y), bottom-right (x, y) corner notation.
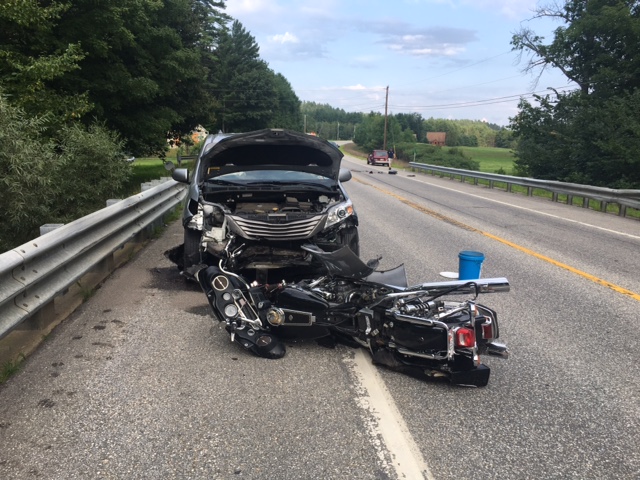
top-left (0, 154), bottom-right (638, 479)
top-left (0, 223), bottom-right (399, 479)
top-left (342, 154), bottom-right (640, 479)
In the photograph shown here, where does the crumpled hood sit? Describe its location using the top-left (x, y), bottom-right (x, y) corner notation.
top-left (199, 129), bottom-right (344, 181)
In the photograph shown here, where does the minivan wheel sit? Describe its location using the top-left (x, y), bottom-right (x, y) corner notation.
top-left (183, 228), bottom-right (202, 270)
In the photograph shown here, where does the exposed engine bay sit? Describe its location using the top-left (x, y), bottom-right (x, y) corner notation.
top-left (200, 188), bottom-right (343, 225)
top-left (179, 187), bottom-right (356, 281)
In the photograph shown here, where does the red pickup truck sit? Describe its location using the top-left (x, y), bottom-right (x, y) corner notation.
top-left (367, 149), bottom-right (390, 166)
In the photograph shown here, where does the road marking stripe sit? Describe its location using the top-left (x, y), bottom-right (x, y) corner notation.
top-left (480, 231), bottom-right (640, 301)
top-left (349, 160), bottom-right (640, 240)
top-left (354, 178), bottom-right (640, 303)
top-left (351, 349), bottom-right (434, 480)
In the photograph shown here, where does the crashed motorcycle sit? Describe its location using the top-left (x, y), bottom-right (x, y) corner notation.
top-left (195, 242), bottom-right (509, 387)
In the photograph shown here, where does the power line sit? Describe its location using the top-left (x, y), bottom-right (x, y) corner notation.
top-left (394, 50), bottom-right (514, 88)
top-left (388, 86), bottom-right (575, 110)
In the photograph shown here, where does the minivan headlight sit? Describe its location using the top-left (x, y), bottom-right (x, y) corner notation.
top-left (325, 199), bottom-right (354, 228)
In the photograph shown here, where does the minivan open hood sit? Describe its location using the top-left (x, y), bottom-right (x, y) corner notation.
top-left (199, 129), bottom-right (344, 181)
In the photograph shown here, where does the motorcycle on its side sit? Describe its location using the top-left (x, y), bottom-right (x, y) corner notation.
top-left (196, 242), bottom-right (509, 387)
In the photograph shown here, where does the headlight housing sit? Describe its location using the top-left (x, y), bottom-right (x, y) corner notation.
top-left (325, 199), bottom-right (354, 228)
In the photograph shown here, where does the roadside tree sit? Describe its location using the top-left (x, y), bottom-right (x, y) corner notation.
top-left (510, 0), bottom-right (640, 187)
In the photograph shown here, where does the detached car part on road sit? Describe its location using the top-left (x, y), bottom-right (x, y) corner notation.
top-left (169, 129), bottom-right (359, 282)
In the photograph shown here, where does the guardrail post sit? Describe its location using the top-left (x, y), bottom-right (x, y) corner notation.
top-left (94, 252), bottom-right (115, 278)
top-left (567, 195), bottom-right (573, 206)
top-left (507, 183), bottom-right (513, 193)
top-left (16, 300), bottom-right (55, 331)
top-left (527, 187), bottom-right (533, 196)
top-left (552, 192), bottom-right (558, 202)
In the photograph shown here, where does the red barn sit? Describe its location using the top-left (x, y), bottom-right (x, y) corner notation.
top-left (426, 132), bottom-right (446, 146)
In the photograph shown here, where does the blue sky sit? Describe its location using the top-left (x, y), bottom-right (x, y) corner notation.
top-left (225, 0), bottom-right (575, 126)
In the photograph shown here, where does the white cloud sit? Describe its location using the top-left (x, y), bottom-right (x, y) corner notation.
top-left (341, 84), bottom-right (370, 91)
top-left (374, 23), bottom-right (475, 58)
top-left (269, 32), bottom-right (299, 44)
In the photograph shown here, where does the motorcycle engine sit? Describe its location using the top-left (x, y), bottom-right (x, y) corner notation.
top-left (311, 279), bottom-right (389, 305)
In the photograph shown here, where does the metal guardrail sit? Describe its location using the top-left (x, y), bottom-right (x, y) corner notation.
top-left (0, 180), bottom-right (187, 340)
top-left (176, 153), bottom-right (198, 166)
top-left (408, 163), bottom-right (640, 217)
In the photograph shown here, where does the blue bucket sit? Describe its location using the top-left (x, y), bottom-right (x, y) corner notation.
top-left (458, 251), bottom-right (485, 280)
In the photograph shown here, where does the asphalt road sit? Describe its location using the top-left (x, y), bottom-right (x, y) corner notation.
top-left (0, 152), bottom-right (638, 479)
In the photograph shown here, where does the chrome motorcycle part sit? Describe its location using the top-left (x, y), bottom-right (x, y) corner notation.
top-left (266, 308), bottom-right (285, 326)
top-left (224, 304), bottom-right (239, 318)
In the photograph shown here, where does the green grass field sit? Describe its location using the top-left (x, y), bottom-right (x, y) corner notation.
top-left (343, 142), bottom-right (516, 174)
top-left (458, 146), bottom-right (516, 174)
top-left (125, 156), bottom-right (194, 196)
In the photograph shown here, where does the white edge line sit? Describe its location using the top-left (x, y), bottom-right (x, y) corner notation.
top-left (346, 157), bottom-right (640, 241)
top-left (350, 349), bottom-right (435, 480)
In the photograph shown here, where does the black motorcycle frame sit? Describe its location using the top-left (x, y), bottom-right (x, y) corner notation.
top-left (196, 244), bottom-right (509, 387)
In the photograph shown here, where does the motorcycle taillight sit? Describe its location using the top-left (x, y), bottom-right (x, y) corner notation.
top-left (481, 323), bottom-right (495, 340)
top-left (455, 327), bottom-right (475, 348)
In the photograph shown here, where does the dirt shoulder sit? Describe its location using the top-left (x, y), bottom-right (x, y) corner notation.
top-left (341, 141), bottom-right (367, 159)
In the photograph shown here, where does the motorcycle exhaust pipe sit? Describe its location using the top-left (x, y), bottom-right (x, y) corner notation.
top-left (408, 277), bottom-right (510, 296)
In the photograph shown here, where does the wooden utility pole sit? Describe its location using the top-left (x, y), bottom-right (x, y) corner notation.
top-left (383, 86), bottom-right (389, 150)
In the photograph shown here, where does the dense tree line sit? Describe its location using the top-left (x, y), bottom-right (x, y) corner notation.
top-left (510, 0), bottom-right (640, 188)
top-left (0, 0), bottom-right (301, 249)
top-left (300, 102), bottom-right (363, 140)
top-left (0, 1), bottom-right (300, 157)
top-left (212, 20), bottom-right (301, 133)
top-left (351, 112), bottom-right (515, 151)
top-left (0, 95), bottom-right (131, 251)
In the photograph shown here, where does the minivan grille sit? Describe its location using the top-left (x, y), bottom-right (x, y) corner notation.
top-left (229, 214), bottom-right (325, 240)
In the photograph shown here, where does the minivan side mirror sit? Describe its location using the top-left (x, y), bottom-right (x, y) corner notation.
top-left (171, 168), bottom-right (189, 183)
top-left (339, 168), bottom-right (352, 183)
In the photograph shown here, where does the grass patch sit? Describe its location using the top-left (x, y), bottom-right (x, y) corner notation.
top-left (341, 142), bottom-right (367, 159)
top-left (1, 354), bottom-right (25, 384)
top-left (76, 280), bottom-right (95, 301)
top-left (122, 158), bottom-right (194, 197)
top-left (343, 142), bottom-right (514, 174)
top-left (458, 146), bottom-right (516, 174)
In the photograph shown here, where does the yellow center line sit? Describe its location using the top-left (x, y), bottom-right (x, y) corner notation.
top-left (354, 177), bottom-right (640, 302)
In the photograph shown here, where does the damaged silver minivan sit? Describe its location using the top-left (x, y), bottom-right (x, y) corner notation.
top-left (169, 128), bottom-right (359, 283)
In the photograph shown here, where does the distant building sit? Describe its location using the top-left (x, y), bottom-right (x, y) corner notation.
top-left (191, 125), bottom-right (208, 143)
top-left (426, 132), bottom-right (446, 146)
